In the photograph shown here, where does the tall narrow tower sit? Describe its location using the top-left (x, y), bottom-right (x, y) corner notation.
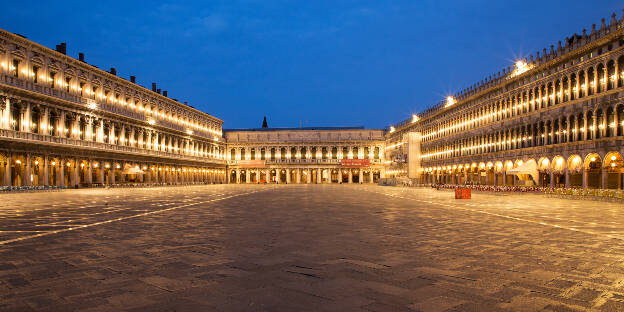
top-left (262, 116), bottom-right (268, 128)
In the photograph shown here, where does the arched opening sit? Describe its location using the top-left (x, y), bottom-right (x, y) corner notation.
top-left (607, 60), bottom-right (616, 90)
top-left (607, 107), bottom-right (616, 137)
top-left (618, 56), bottom-right (624, 88)
top-left (579, 71), bottom-right (586, 98)
top-left (618, 104), bottom-right (624, 136)
top-left (570, 73), bottom-right (577, 101)
top-left (586, 111), bottom-right (594, 140)
top-left (604, 152), bottom-right (623, 189)
top-left (597, 109), bottom-right (604, 139)
top-left (585, 154), bottom-right (602, 189)
top-left (504, 161), bottom-right (514, 185)
top-left (567, 155), bottom-right (583, 187)
top-left (597, 63), bottom-right (605, 93)
top-left (587, 67), bottom-right (595, 96)
top-left (537, 157), bottom-right (550, 187)
top-left (552, 156), bottom-right (566, 187)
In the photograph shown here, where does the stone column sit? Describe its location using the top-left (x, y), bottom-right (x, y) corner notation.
top-left (145, 166), bottom-right (151, 184)
top-left (58, 159), bottom-right (65, 187)
top-left (43, 155), bottom-right (49, 186)
top-left (565, 170), bottom-right (570, 188)
top-left (306, 169), bottom-right (311, 183)
top-left (24, 153), bottom-right (31, 186)
top-left (110, 164), bottom-right (116, 184)
top-left (265, 169), bottom-right (270, 183)
top-left (296, 169), bottom-right (301, 183)
top-left (246, 170), bottom-right (250, 183)
top-left (236, 169), bottom-right (240, 184)
top-left (286, 169), bottom-right (291, 183)
top-left (582, 169), bottom-right (587, 189)
top-left (358, 169), bottom-right (363, 184)
top-left (316, 168), bottom-right (321, 184)
top-left (348, 169), bottom-right (353, 184)
top-left (86, 161), bottom-right (92, 184)
top-left (550, 172), bottom-right (555, 188)
top-left (602, 169), bottom-right (608, 189)
top-left (4, 153), bottom-right (11, 186)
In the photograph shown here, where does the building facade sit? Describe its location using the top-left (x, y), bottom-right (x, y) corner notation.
top-left (225, 127), bottom-right (385, 184)
top-left (386, 14), bottom-right (624, 189)
top-left (2, 12), bottom-right (624, 190)
top-left (0, 29), bottom-right (227, 187)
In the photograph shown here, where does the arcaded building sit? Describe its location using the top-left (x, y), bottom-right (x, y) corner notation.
top-left (0, 29), bottom-right (227, 187)
top-left (225, 127), bottom-right (385, 184)
top-left (387, 14), bottom-right (624, 189)
top-left (1, 13), bottom-right (624, 190)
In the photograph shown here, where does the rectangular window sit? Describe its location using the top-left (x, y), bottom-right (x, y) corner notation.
top-left (79, 82), bottom-right (85, 96)
top-left (65, 77), bottom-right (71, 92)
top-left (50, 72), bottom-right (56, 88)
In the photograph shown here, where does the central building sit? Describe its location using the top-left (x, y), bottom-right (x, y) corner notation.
top-left (224, 126), bottom-right (385, 184)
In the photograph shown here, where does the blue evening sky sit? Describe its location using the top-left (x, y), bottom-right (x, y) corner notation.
top-left (3, 1), bottom-right (622, 129)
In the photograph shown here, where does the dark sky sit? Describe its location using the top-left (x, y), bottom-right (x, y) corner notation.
top-left (3, 1), bottom-right (622, 129)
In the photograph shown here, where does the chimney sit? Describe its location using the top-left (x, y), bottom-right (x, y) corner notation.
top-left (157, 88), bottom-right (161, 94)
top-left (184, 101), bottom-right (188, 105)
top-left (130, 76), bottom-right (136, 83)
top-left (163, 90), bottom-right (168, 97)
top-left (152, 83), bottom-right (157, 92)
top-left (78, 52), bottom-right (85, 62)
top-left (55, 43), bottom-right (67, 55)
top-left (110, 67), bottom-right (116, 76)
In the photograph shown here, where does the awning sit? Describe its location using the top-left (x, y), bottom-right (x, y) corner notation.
top-left (122, 167), bottom-right (145, 175)
top-left (506, 159), bottom-right (538, 184)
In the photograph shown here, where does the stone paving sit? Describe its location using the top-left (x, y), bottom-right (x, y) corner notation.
top-left (1, 185), bottom-right (624, 311)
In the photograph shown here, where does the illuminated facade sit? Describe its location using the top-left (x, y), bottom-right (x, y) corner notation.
top-left (0, 29), bottom-right (227, 187)
top-left (386, 14), bottom-right (624, 189)
top-left (225, 127), bottom-right (385, 184)
top-left (3, 13), bottom-right (624, 190)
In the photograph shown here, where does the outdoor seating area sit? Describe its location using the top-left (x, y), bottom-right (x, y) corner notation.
top-left (544, 187), bottom-right (624, 201)
top-left (0, 185), bottom-right (67, 192)
top-left (429, 184), bottom-right (545, 193)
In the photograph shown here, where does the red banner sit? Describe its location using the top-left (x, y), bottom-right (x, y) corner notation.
top-left (238, 160), bottom-right (266, 168)
top-left (340, 159), bottom-right (370, 167)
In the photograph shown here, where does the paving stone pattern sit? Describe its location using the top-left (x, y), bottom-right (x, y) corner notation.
top-left (1, 185), bottom-right (624, 311)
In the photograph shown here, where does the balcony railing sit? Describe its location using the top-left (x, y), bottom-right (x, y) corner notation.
top-left (0, 129), bottom-right (225, 164)
top-left (1, 73), bottom-right (220, 141)
top-left (227, 159), bottom-right (382, 165)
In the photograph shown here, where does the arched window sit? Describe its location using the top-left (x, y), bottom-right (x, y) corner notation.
top-left (270, 148), bottom-right (275, 161)
top-left (607, 107), bottom-right (615, 137)
top-left (578, 71), bottom-right (586, 97)
top-left (353, 147), bottom-right (358, 159)
top-left (261, 148), bottom-right (266, 160)
top-left (587, 67), bottom-right (595, 96)
top-left (586, 111), bottom-right (594, 140)
top-left (280, 147), bottom-right (286, 160)
top-left (240, 148), bottom-right (246, 160)
top-left (250, 148), bottom-right (255, 160)
top-left (290, 147), bottom-right (296, 160)
top-left (618, 56), bottom-right (624, 88)
top-left (332, 147), bottom-right (337, 159)
top-left (597, 63), bottom-right (605, 93)
top-left (374, 147), bottom-right (380, 159)
top-left (230, 149), bottom-right (235, 160)
top-left (607, 60), bottom-right (616, 90)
